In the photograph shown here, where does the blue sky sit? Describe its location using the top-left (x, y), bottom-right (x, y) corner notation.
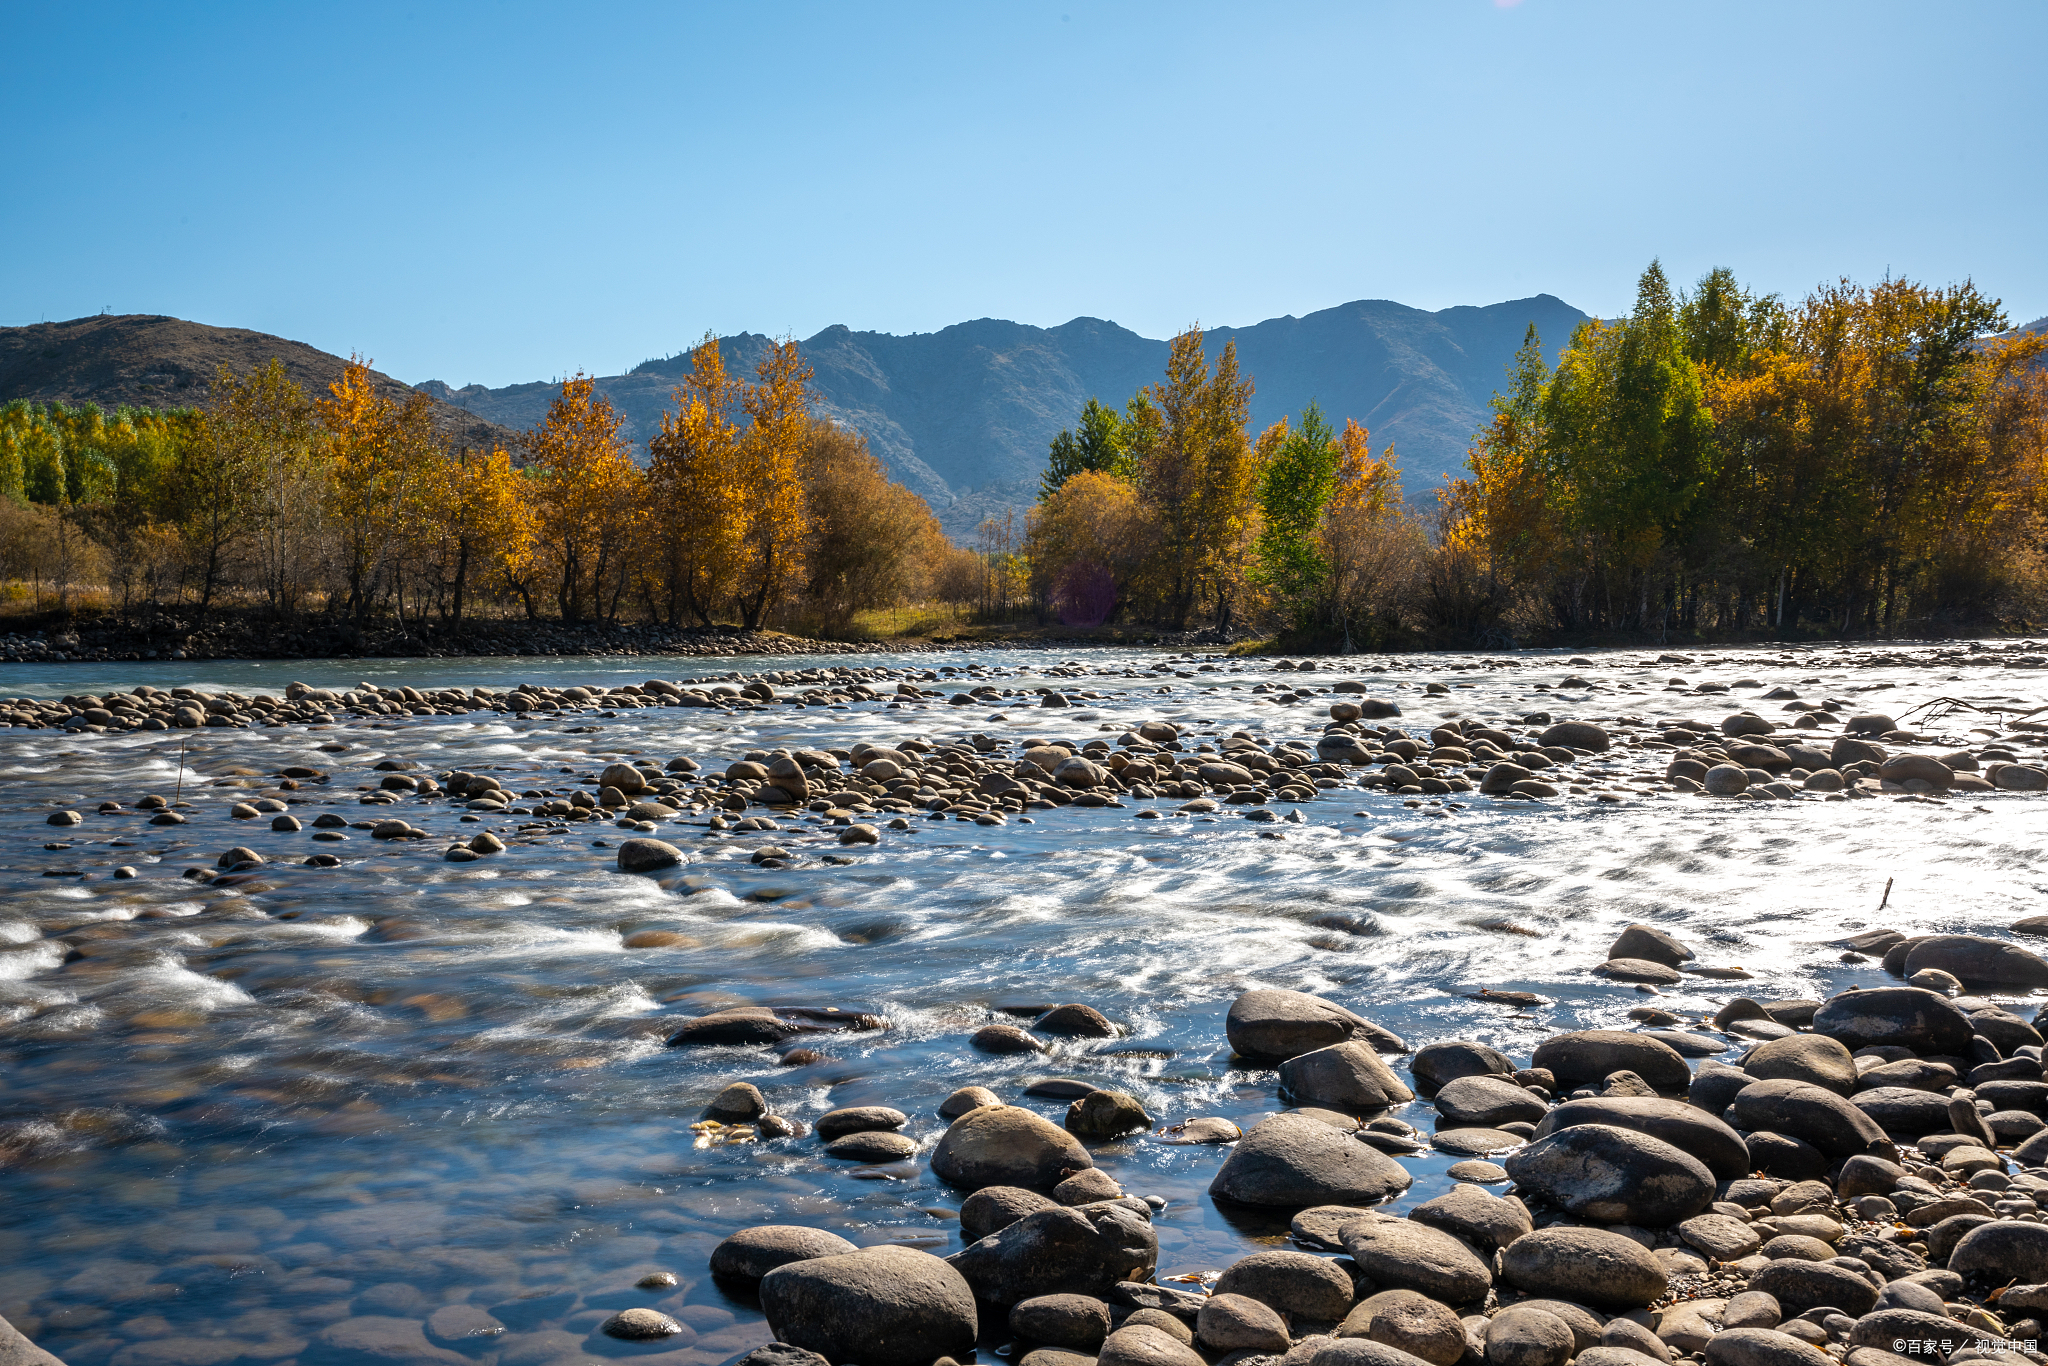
top-left (3, 1), bottom-right (2042, 387)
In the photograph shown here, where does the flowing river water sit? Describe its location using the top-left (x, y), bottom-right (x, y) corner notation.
top-left (0, 642), bottom-right (2044, 1366)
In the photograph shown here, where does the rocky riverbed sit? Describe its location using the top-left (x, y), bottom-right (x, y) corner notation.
top-left (2, 641), bottom-right (2047, 1366)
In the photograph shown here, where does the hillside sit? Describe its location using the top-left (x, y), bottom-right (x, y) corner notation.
top-left (421, 295), bottom-right (1590, 538)
top-left (0, 314), bottom-right (518, 451)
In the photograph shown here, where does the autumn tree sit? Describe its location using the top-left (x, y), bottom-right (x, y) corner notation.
top-left (731, 340), bottom-right (814, 629)
top-left (177, 360), bottom-right (317, 618)
top-left (525, 375), bottom-right (641, 625)
top-left (645, 336), bottom-right (748, 626)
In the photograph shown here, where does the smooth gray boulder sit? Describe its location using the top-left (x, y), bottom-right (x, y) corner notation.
top-left (1339, 1288), bottom-right (1467, 1366)
top-left (947, 1200), bottom-right (1158, 1305)
top-left (1532, 1096), bottom-right (1751, 1180)
top-left (1948, 1220), bottom-right (2048, 1284)
top-left (758, 1245), bottom-right (978, 1366)
top-left (1411, 1040), bottom-right (1516, 1095)
top-left (1503, 1123), bottom-right (1714, 1225)
top-left (1499, 1227), bottom-right (1668, 1309)
top-left (1702, 1328), bottom-right (1832, 1366)
top-left (1852, 1086), bottom-right (1953, 1137)
top-left (1747, 1258), bottom-right (1879, 1317)
top-left (1339, 1216), bottom-right (1493, 1304)
top-left (616, 837), bottom-right (684, 872)
top-left (1098, 1323), bottom-right (1206, 1366)
top-left (1011, 1294), bottom-right (1112, 1350)
top-left (1742, 1035), bottom-right (1858, 1096)
top-left (1608, 923), bottom-right (1695, 967)
top-left (960, 1186), bottom-right (1059, 1242)
top-left (1211, 1248), bottom-right (1357, 1320)
top-left (1209, 1114), bottom-right (1413, 1208)
top-left (1435, 1076), bottom-right (1546, 1128)
top-left (1902, 935), bottom-right (2048, 989)
top-left (932, 1105), bottom-right (1093, 1192)
top-left (1196, 1293), bottom-right (1291, 1354)
top-left (1530, 1031), bottom-right (1690, 1091)
top-left (1485, 1306), bottom-right (1574, 1366)
top-left (1227, 989), bottom-right (1408, 1062)
top-left (711, 1225), bottom-right (860, 1280)
top-left (1408, 1182), bottom-right (1533, 1251)
top-left (1279, 1041), bottom-right (1415, 1110)
top-left (1729, 1079), bottom-right (1893, 1159)
top-left (1810, 987), bottom-right (1975, 1055)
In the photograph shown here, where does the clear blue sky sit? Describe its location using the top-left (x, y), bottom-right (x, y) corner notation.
top-left (3, 1), bottom-right (2042, 388)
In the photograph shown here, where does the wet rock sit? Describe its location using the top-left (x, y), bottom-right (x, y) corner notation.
top-left (941, 1086), bottom-right (1003, 1119)
top-left (817, 1106), bottom-right (908, 1140)
top-left (1053, 1169), bottom-right (1123, 1204)
top-left (973, 1024), bottom-right (1046, 1054)
top-left (826, 1130), bottom-right (918, 1161)
top-left (1704, 766), bottom-right (1750, 795)
top-left (424, 1305), bottom-right (506, 1343)
top-left (1339, 1288), bottom-right (1467, 1365)
top-left (1540, 721), bottom-right (1610, 753)
top-left (1227, 988), bottom-right (1407, 1063)
top-left (1278, 1042), bottom-right (1416, 1110)
top-left (1811, 987), bottom-right (1975, 1055)
top-left (1501, 1226), bottom-right (1667, 1308)
top-left (932, 1106), bottom-right (1093, 1192)
top-left (1037, 1004), bottom-right (1118, 1037)
top-left (1197, 1294), bottom-right (1291, 1354)
top-left (1747, 1259), bottom-right (1878, 1316)
top-left (1411, 1040), bottom-right (1516, 1094)
top-left (737, 1347), bottom-right (832, 1366)
top-left (1743, 1035), bottom-right (1858, 1096)
top-left (704, 1082), bottom-right (769, 1122)
top-left (1339, 1215), bottom-right (1494, 1303)
top-left (1530, 1031), bottom-right (1690, 1091)
top-left (946, 1201), bottom-right (1157, 1305)
top-left (960, 1187), bottom-right (1060, 1242)
top-left (759, 1245), bottom-right (978, 1366)
top-left (1702, 1328), bottom-right (1832, 1366)
top-left (616, 838), bottom-right (683, 873)
top-left (1156, 1116), bottom-right (1241, 1144)
top-left (711, 1225), bottom-right (861, 1281)
top-left (1212, 1248), bottom-right (1356, 1319)
top-left (1533, 1096), bottom-right (1751, 1180)
top-left (1901, 935), bottom-right (2048, 989)
top-left (1066, 1090), bottom-right (1154, 1139)
top-left (316, 1317), bottom-right (466, 1365)
top-left (1209, 1113), bottom-right (1413, 1208)
top-left (601, 1307), bottom-right (684, 1340)
top-left (1609, 924), bottom-right (1695, 967)
top-left (1408, 1182), bottom-right (1532, 1250)
top-left (1730, 1079), bottom-right (1894, 1159)
top-left (1434, 1076), bottom-right (1546, 1128)
top-left (1485, 1305), bottom-right (1575, 1366)
top-left (1011, 1294), bottom-right (1112, 1350)
top-left (1878, 755), bottom-right (1952, 790)
top-left (1505, 1123), bottom-right (1714, 1224)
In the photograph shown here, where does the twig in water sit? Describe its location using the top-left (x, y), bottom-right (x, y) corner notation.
top-left (1877, 876), bottom-right (1893, 913)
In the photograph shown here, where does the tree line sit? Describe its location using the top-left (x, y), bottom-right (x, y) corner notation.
top-left (0, 338), bottom-right (978, 636)
top-left (1018, 265), bottom-right (2048, 644)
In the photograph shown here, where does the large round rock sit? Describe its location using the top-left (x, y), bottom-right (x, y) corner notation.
top-left (1227, 989), bottom-right (1407, 1062)
top-left (1810, 987), bottom-right (1975, 1055)
top-left (1499, 1227), bottom-right (1668, 1309)
top-left (1435, 1076), bottom-right (1546, 1128)
top-left (1532, 1096), bottom-right (1751, 1180)
top-left (1746, 1258), bottom-right (1878, 1317)
top-left (1211, 1249), bottom-right (1356, 1321)
top-left (1728, 1079), bottom-right (1892, 1159)
top-left (1530, 1031), bottom-right (1689, 1091)
top-left (1339, 1216), bottom-right (1493, 1304)
top-left (1210, 1114), bottom-right (1413, 1208)
top-left (932, 1106), bottom-right (1093, 1192)
top-left (1503, 1124), bottom-right (1714, 1225)
top-left (616, 837), bottom-right (684, 873)
top-left (1948, 1220), bottom-right (2048, 1284)
top-left (711, 1226), bottom-right (860, 1281)
top-left (1741, 1035), bottom-right (1857, 1096)
top-left (758, 1245), bottom-right (977, 1366)
top-left (945, 1202), bottom-right (1158, 1305)
top-left (1278, 1042), bottom-right (1415, 1110)
top-left (1485, 1306), bottom-right (1574, 1366)
top-left (1411, 1040), bottom-right (1515, 1095)
top-left (1540, 721), bottom-right (1610, 753)
top-left (1702, 1328), bottom-right (1832, 1366)
top-left (1902, 935), bottom-right (2048, 989)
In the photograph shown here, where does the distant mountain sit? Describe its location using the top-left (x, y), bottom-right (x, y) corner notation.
top-left (421, 295), bottom-right (1590, 539)
top-left (0, 314), bottom-right (519, 451)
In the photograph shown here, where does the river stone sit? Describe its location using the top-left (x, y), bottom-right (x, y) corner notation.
top-left (1036, 1003), bottom-right (1118, 1037)
top-left (602, 1307), bottom-right (685, 1340)
top-left (1743, 1036), bottom-right (1858, 1096)
top-left (758, 1245), bottom-right (977, 1366)
top-left (1704, 765), bottom-right (1750, 794)
top-left (826, 1129), bottom-right (918, 1161)
top-left (1692, 1059), bottom-right (1759, 1116)
top-left (1213, 1248), bottom-right (1358, 1320)
top-left (1948, 1220), bottom-right (2048, 1283)
top-left (1210, 1113), bottom-right (1413, 1208)
top-left (973, 1023), bottom-right (1046, 1054)
top-left (1411, 1040), bottom-right (1516, 1094)
top-left (1504, 1123), bottom-right (1714, 1225)
top-left (1811, 987), bottom-right (1975, 1055)
top-left (1279, 1041), bottom-right (1415, 1110)
top-left (1679, 1212), bottom-right (1763, 1261)
top-left (1847, 1308), bottom-right (1961, 1357)
top-left (1408, 1182), bottom-right (1532, 1250)
top-left (1485, 1306), bottom-right (1574, 1366)
top-left (933, 1106), bottom-right (1092, 1192)
top-left (1533, 1096), bottom-right (1751, 1180)
top-left (705, 1082), bottom-right (769, 1122)
top-left (616, 837), bottom-right (683, 873)
top-left (947, 1201), bottom-right (1157, 1305)
top-left (1011, 1294), bottom-right (1112, 1350)
top-left (1879, 755), bottom-right (1953, 790)
top-left (960, 1186), bottom-right (1059, 1242)
top-left (1227, 989), bottom-right (1408, 1062)
top-left (1851, 1087), bottom-right (1953, 1137)
top-left (1729, 1079), bottom-right (1893, 1159)
top-left (1435, 1076), bottom-right (1546, 1128)
top-left (1339, 1289), bottom-right (1466, 1366)
top-left (1747, 1259), bottom-right (1878, 1316)
top-left (1098, 1324), bottom-right (1206, 1366)
top-left (1197, 1293), bottom-right (1291, 1354)
top-left (1902, 935), bottom-right (2048, 989)
top-left (1609, 923), bottom-right (1695, 967)
top-left (1066, 1090), bottom-right (1154, 1138)
top-left (1598, 1319), bottom-right (1671, 1363)
top-left (1702, 1328), bottom-right (1832, 1366)
top-left (1291, 1205), bottom-right (1384, 1251)
top-left (1500, 1227), bottom-right (1669, 1309)
top-left (1531, 1031), bottom-right (1690, 1091)
top-left (818, 1106), bottom-right (908, 1140)
top-left (1432, 1128), bottom-right (1528, 1156)
top-left (1541, 721), bottom-right (1610, 753)
top-left (1745, 1132), bottom-right (1829, 1180)
top-left (1339, 1216), bottom-right (1493, 1304)
top-left (711, 1225), bottom-right (861, 1281)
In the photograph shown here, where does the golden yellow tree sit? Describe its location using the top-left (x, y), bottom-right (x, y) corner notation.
top-left (525, 375), bottom-right (641, 624)
top-left (645, 336), bottom-right (748, 626)
top-left (318, 357), bottom-right (440, 626)
top-left (732, 340), bottom-right (814, 628)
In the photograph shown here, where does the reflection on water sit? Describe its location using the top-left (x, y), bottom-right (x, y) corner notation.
top-left (0, 642), bottom-right (2043, 1364)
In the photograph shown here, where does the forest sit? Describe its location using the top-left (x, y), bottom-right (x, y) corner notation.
top-left (1, 263), bottom-right (2043, 650)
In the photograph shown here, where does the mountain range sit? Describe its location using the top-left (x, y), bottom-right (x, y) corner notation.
top-left (420, 296), bottom-right (1590, 538)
